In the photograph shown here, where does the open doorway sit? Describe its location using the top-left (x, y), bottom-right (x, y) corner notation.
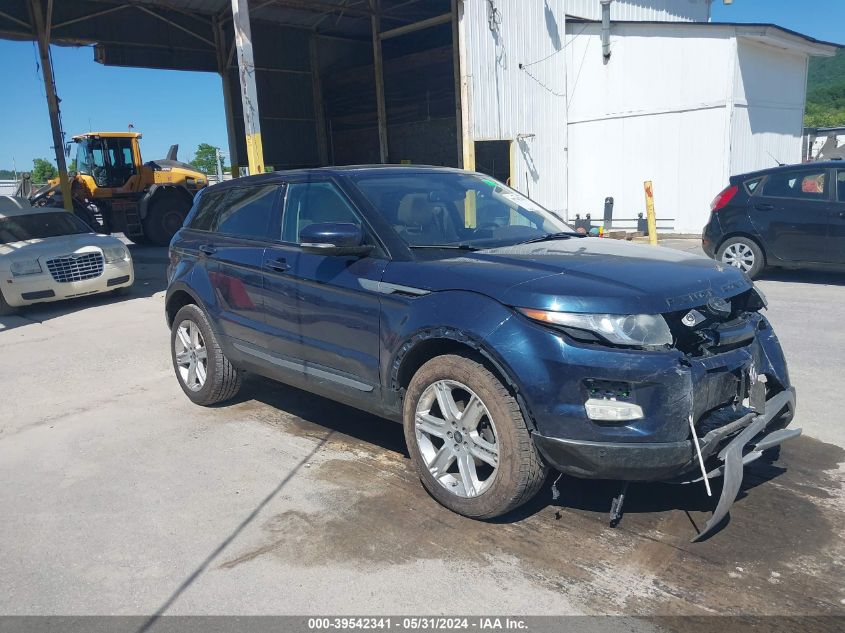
top-left (474, 140), bottom-right (511, 185)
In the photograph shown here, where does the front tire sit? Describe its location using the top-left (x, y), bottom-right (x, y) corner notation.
top-left (717, 236), bottom-right (765, 279)
top-left (403, 353), bottom-right (547, 519)
top-left (171, 304), bottom-right (242, 405)
top-left (144, 191), bottom-right (190, 246)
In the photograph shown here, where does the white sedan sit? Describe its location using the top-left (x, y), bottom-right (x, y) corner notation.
top-left (0, 196), bottom-right (134, 315)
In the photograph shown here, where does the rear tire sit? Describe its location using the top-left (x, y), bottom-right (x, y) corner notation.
top-left (143, 191), bottom-right (190, 246)
top-left (171, 304), bottom-right (242, 406)
top-left (717, 236), bottom-right (765, 279)
top-left (403, 353), bottom-right (547, 519)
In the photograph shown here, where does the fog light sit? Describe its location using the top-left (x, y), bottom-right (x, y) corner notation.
top-left (585, 398), bottom-right (644, 422)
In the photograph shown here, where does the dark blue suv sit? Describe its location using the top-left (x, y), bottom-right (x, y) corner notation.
top-left (166, 167), bottom-right (798, 537)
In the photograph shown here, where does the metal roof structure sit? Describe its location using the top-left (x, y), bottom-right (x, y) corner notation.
top-left (0, 0), bottom-right (457, 182)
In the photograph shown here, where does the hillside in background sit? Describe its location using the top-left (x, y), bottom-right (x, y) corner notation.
top-left (806, 49), bottom-right (845, 128)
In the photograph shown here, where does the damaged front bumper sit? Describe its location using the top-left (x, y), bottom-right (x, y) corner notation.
top-left (533, 387), bottom-right (797, 482)
top-left (534, 387), bottom-right (800, 540)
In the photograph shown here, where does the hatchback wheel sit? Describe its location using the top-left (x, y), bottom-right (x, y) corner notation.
top-left (171, 304), bottom-right (242, 405)
top-left (717, 236), bottom-right (764, 279)
top-left (403, 353), bottom-right (547, 519)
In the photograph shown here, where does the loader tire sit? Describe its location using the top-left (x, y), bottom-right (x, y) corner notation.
top-left (144, 191), bottom-right (190, 246)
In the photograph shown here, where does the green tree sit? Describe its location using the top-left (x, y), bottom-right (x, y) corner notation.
top-left (191, 143), bottom-right (224, 175)
top-left (69, 158), bottom-right (77, 173)
top-left (31, 158), bottom-right (57, 184)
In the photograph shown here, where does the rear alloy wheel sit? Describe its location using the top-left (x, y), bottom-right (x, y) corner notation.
top-left (171, 304), bottom-right (242, 405)
top-left (717, 236), bottom-right (765, 279)
top-left (403, 354), bottom-right (547, 519)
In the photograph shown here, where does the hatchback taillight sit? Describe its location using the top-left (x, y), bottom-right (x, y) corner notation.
top-left (710, 185), bottom-right (738, 212)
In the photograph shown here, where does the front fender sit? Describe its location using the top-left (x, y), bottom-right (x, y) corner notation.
top-left (381, 289), bottom-right (517, 388)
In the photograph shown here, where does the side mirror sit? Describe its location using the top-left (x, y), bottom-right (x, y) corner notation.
top-left (299, 222), bottom-right (373, 256)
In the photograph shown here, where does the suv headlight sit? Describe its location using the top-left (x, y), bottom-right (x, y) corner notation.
top-left (517, 308), bottom-right (673, 347)
top-left (10, 259), bottom-right (43, 276)
top-left (103, 245), bottom-right (129, 263)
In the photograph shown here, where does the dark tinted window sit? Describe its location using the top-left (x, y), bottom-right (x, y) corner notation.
top-left (215, 186), bottom-right (278, 239)
top-left (189, 189), bottom-right (227, 231)
top-left (837, 171), bottom-right (845, 202)
top-left (281, 182), bottom-right (360, 243)
top-left (0, 212), bottom-right (91, 244)
top-left (762, 170), bottom-right (828, 200)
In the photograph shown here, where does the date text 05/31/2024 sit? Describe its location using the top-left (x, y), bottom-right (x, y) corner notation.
top-left (307, 617), bottom-right (529, 630)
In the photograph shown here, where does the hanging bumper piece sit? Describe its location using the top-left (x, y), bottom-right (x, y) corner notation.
top-left (690, 388), bottom-right (800, 542)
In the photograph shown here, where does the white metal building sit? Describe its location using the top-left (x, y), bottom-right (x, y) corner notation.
top-left (459, 0), bottom-right (838, 233)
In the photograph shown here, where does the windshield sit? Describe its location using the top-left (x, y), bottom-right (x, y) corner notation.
top-left (0, 212), bottom-right (92, 244)
top-left (352, 172), bottom-right (572, 249)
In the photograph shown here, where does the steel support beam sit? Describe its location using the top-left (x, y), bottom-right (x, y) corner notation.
top-left (379, 13), bottom-right (451, 40)
top-left (370, 0), bottom-right (388, 163)
top-left (28, 0), bottom-right (72, 212)
top-left (455, 0), bottom-right (474, 170)
top-left (214, 15), bottom-right (240, 176)
top-left (451, 0), bottom-right (462, 168)
top-left (231, 0), bottom-right (265, 175)
top-left (310, 34), bottom-right (329, 166)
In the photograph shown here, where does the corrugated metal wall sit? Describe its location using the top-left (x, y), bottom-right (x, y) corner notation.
top-left (565, 0), bottom-right (711, 23)
top-left (463, 0), bottom-right (568, 212)
top-left (564, 22), bottom-right (814, 233)
top-left (565, 23), bottom-right (735, 232)
top-left (729, 39), bottom-right (807, 176)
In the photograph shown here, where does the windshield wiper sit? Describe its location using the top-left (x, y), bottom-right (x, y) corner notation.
top-left (408, 244), bottom-right (480, 251)
top-left (515, 231), bottom-right (585, 245)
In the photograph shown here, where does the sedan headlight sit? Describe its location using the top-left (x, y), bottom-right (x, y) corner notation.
top-left (10, 259), bottom-right (43, 276)
top-left (103, 245), bottom-right (129, 263)
top-left (517, 308), bottom-right (673, 347)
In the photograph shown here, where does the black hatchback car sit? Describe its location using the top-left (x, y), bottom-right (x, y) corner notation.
top-left (167, 166), bottom-right (799, 540)
top-left (703, 161), bottom-right (845, 278)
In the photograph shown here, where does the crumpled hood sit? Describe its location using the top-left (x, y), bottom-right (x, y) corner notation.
top-left (385, 238), bottom-right (752, 314)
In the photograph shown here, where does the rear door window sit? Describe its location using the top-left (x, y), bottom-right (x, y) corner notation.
top-left (215, 185), bottom-right (278, 240)
top-left (762, 170), bottom-right (828, 200)
top-left (837, 171), bottom-right (845, 202)
top-left (188, 189), bottom-right (227, 231)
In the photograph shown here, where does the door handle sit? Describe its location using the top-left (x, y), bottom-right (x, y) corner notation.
top-left (266, 257), bottom-right (290, 272)
top-left (754, 203), bottom-right (774, 211)
top-left (199, 244), bottom-right (216, 256)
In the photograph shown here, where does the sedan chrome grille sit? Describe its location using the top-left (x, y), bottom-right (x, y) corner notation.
top-left (46, 252), bottom-right (104, 283)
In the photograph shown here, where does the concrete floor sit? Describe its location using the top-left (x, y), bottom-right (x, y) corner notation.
top-left (0, 241), bottom-right (843, 620)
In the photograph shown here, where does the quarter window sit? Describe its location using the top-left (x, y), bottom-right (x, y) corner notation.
top-left (281, 181), bottom-right (361, 243)
top-left (762, 170), bottom-right (828, 200)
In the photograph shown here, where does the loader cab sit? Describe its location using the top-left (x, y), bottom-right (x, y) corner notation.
top-left (74, 134), bottom-right (143, 193)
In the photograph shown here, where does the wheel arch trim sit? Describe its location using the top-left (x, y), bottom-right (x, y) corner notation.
top-left (389, 327), bottom-right (538, 432)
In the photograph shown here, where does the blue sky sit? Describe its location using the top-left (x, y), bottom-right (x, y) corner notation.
top-left (1, 0), bottom-right (843, 172)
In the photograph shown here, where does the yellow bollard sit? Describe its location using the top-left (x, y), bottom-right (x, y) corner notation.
top-left (644, 180), bottom-right (658, 245)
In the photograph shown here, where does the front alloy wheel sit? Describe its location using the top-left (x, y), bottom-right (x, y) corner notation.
top-left (403, 353), bottom-right (547, 519)
top-left (415, 380), bottom-right (500, 498)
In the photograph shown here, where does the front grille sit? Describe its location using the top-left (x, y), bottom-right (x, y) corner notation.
top-left (664, 290), bottom-right (761, 357)
top-left (46, 252), bottom-right (104, 283)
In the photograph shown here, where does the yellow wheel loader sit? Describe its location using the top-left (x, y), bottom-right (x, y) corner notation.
top-left (30, 132), bottom-right (208, 246)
